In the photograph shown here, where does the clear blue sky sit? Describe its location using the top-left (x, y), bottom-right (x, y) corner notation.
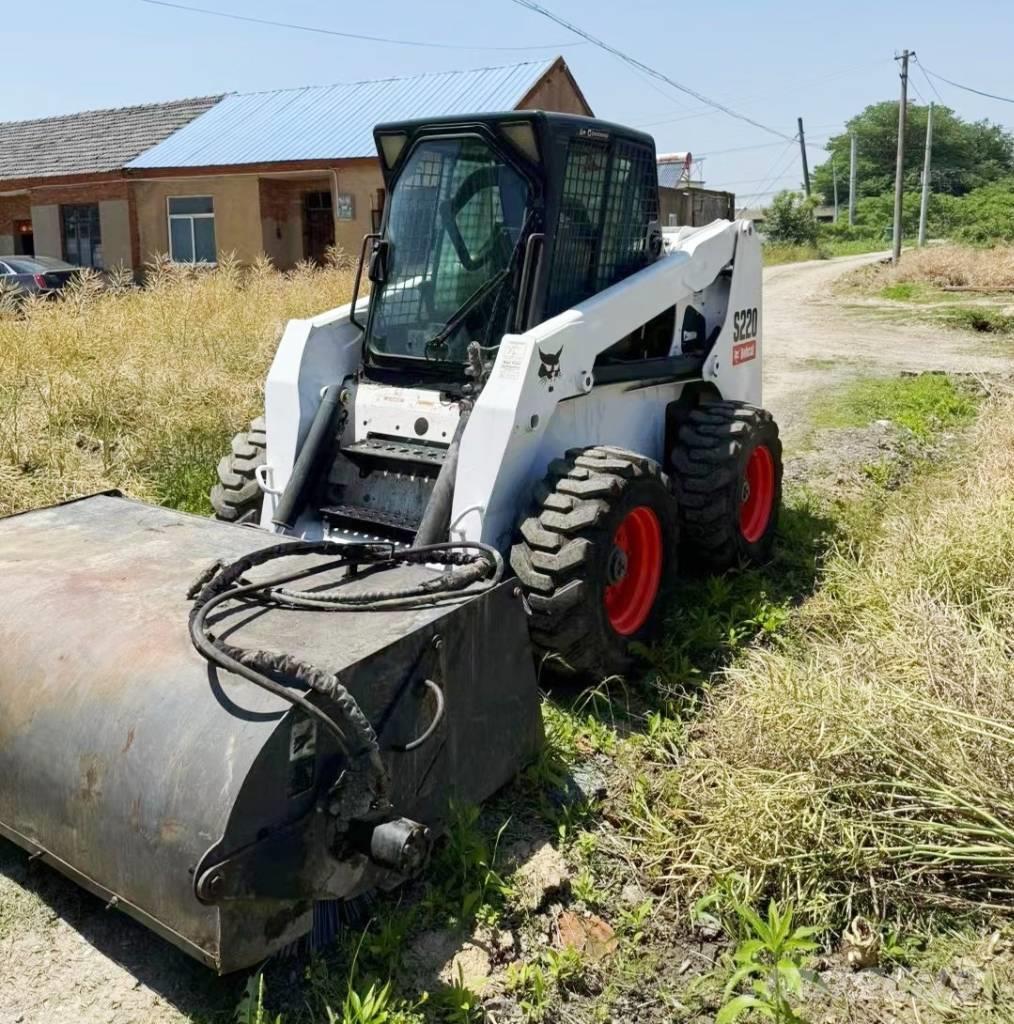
top-left (5, 0), bottom-right (1012, 206)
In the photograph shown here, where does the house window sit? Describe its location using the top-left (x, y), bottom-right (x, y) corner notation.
top-left (62, 204), bottom-right (103, 268)
top-left (167, 196), bottom-right (216, 263)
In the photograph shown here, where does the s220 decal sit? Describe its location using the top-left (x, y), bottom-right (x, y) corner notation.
top-left (732, 307), bottom-right (758, 365)
top-left (732, 307), bottom-right (758, 342)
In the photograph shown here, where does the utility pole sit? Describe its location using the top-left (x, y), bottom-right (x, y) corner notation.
top-left (892, 49), bottom-right (911, 263)
top-left (832, 160), bottom-right (839, 222)
top-left (798, 116), bottom-right (811, 197)
top-left (918, 101), bottom-right (934, 246)
top-left (848, 132), bottom-right (858, 226)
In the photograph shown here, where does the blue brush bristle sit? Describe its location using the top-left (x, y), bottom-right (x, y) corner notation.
top-left (277, 894), bottom-right (377, 959)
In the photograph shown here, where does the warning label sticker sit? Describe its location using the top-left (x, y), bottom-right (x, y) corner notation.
top-left (732, 340), bottom-right (757, 365)
top-left (497, 340), bottom-right (528, 382)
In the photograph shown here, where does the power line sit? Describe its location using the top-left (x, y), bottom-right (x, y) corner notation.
top-left (918, 62), bottom-right (1014, 105)
top-left (508, 0), bottom-right (794, 141)
top-left (914, 58), bottom-right (945, 103)
top-left (713, 171), bottom-right (805, 187)
top-left (909, 76), bottom-right (929, 105)
top-left (139, 0), bottom-right (582, 51)
top-left (692, 136), bottom-right (829, 159)
top-left (736, 140), bottom-right (800, 210)
top-left (695, 140), bottom-right (790, 158)
top-left (633, 58), bottom-right (894, 130)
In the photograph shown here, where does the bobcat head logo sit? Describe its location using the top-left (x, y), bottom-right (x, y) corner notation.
top-left (537, 346), bottom-right (562, 389)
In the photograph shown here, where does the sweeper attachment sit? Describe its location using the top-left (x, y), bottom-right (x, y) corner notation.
top-left (0, 110), bottom-right (782, 972)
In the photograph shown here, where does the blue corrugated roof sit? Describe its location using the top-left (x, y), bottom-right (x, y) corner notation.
top-left (128, 59), bottom-right (558, 169)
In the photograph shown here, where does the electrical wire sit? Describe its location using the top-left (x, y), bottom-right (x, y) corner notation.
top-left (918, 62), bottom-right (1014, 105)
top-left (914, 58), bottom-right (946, 104)
top-left (714, 171), bottom-right (811, 188)
top-left (735, 140), bottom-right (801, 212)
top-left (508, 0), bottom-right (794, 141)
top-left (908, 76), bottom-right (929, 106)
top-left (633, 58), bottom-right (895, 130)
top-left (140, 0), bottom-right (583, 51)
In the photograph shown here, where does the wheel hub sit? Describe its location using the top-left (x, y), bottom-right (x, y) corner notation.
top-left (603, 506), bottom-right (664, 636)
top-left (606, 545), bottom-right (629, 585)
top-left (739, 444), bottom-right (775, 543)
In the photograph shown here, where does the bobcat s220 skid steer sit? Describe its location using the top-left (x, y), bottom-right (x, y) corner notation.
top-left (0, 111), bottom-right (781, 972)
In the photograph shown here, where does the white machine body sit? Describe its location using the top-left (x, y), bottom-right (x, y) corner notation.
top-left (259, 217), bottom-right (762, 552)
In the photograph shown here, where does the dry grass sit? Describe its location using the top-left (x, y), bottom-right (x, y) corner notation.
top-left (882, 245), bottom-right (1014, 290)
top-left (0, 254), bottom-right (354, 517)
top-left (627, 392), bottom-right (1014, 927)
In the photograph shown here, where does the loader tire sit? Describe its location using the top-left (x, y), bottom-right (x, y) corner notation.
top-left (670, 400), bottom-right (782, 569)
top-left (511, 446), bottom-right (678, 679)
top-left (211, 417), bottom-right (267, 524)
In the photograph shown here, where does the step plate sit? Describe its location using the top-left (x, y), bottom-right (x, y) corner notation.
top-left (343, 436), bottom-right (449, 469)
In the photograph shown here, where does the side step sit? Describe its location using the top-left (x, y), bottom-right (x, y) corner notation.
top-left (323, 434), bottom-right (447, 542)
top-left (320, 503), bottom-right (419, 542)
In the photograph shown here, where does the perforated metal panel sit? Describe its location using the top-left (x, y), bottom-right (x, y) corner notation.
top-left (545, 135), bottom-right (658, 318)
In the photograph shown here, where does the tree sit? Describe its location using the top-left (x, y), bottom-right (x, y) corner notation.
top-left (811, 102), bottom-right (1014, 205)
top-left (764, 190), bottom-right (818, 245)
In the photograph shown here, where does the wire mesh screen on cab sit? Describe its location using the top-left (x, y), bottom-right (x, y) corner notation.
top-left (368, 136), bottom-right (529, 363)
top-left (545, 136), bottom-right (659, 319)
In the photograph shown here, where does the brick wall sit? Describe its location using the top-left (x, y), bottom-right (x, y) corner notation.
top-left (0, 194), bottom-right (30, 235)
top-left (27, 180), bottom-right (129, 206)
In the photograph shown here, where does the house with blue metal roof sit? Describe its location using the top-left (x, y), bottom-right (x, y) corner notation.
top-left (0, 58), bottom-right (591, 272)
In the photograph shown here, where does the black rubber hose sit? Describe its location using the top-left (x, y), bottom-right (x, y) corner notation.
top-left (413, 406), bottom-right (470, 547)
top-left (188, 538), bottom-right (503, 805)
top-left (273, 383), bottom-right (343, 530)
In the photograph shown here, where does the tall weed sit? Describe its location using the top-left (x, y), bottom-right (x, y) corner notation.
top-left (0, 255), bottom-right (353, 517)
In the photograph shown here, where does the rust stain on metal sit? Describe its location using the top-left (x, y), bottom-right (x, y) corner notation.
top-left (78, 755), bottom-right (104, 803)
top-left (160, 819), bottom-right (185, 843)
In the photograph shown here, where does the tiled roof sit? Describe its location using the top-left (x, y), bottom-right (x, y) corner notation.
top-left (0, 96), bottom-right (223, 182)
top-left (129, 59), bottom-right (559, 169)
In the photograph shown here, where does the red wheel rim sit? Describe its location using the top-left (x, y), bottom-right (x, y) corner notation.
top-left (604, 506), bottom-right (663, 636)
top-left (739, 444), bottom-right (775, 543)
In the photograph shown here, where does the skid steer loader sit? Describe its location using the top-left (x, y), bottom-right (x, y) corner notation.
top-left (0, 111), bottom-right (781, 973)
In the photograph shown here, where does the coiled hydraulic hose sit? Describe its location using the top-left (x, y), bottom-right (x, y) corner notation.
top-left (188, 539), bottom-right (503, 812)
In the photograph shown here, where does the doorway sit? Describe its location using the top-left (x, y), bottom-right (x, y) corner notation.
top-left (302, 191), bottom-right (334, 264)
top-left (13, 219), bottom-right (34, 256)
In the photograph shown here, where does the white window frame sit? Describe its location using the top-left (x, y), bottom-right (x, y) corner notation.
top-left (167, 195), bottom-right (216, 263)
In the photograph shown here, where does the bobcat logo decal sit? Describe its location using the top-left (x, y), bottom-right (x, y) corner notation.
top-left (537, 346), bottom-right (562, 391)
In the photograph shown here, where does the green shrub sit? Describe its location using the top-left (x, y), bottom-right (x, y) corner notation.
top-left (764, 191), bottom-right (819, 246)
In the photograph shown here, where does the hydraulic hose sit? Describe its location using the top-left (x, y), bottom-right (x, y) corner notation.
top-left (273, 383), bottom-right (343, 531)
top-left (413, 406), bottom-right (471, 547)
top-left (188, 538), bottom-right (504, 814)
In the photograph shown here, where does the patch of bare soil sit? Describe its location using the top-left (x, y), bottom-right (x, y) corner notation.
top-left (0, 841), bottom-right (234, 1024)
top-left (761, 253), bottom-right (1014, 446)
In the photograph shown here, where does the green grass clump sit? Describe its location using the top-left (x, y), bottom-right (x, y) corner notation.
top-left (625, 393), bottom-right (1014, 930)
top-left (934, 305), bottom-right (1014, 335)
top-left (878, 280), bottom-right (936, 302)
top-left (762, 243), bottom-right (824, 266)
top-left (813, 373), bottom-right (978, 439)
top-left (763, 237), bottom-right (886, 266)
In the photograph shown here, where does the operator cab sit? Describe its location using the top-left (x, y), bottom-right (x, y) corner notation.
top-left (353, 111), bottom-right (663, 389)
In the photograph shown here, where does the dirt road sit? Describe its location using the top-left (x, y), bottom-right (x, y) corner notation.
top-left (1, 252), bottom-right (1012, 1024)
top-left (762, 251), bottom-right (1013, 442)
